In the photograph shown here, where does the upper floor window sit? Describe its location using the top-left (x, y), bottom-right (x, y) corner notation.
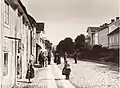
top-left (4, 1), bottom-right (9, 25)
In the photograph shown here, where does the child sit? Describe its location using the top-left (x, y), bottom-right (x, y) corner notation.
top-left (62, 60), bottom-right (71, 80)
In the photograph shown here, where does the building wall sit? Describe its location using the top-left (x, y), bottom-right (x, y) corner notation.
top-left (92, 34), bottom-right (95, 46)
top-left (31, 27), bottom-right (36, 64)
top-left (0, 0), bottom-right (3, 87)
top-left (109, 20), bottom-right (120, 33)
top-left (87, 29), bottom-right (96, 47)
top-left (98, 27), bottom-right (109, 47)
top-left (95, 32), bottom-right (99, 45)
top-left (88, 29), bottom-right (93, 47)
top-left (0, 1), bottom-right (32, 88)
top-left (108, 19), bottom-right (120, 49)
top-left (1, 1), bottom-right (17, 88)
top-left (21, 16), bottom-right (29, 79)
top-left (109, 32), bottom-right (119, 49)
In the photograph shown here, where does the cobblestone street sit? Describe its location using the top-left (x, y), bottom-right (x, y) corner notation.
top-left (14, 57), bottom-right (119, 88)
top-left (58, 58), bottom-right (119, 88)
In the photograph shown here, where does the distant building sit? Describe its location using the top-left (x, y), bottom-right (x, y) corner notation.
top-left (87, 17), bottom-right (120, 49)
top-left (95, 32), bottom-right (99, 45)
top-left (87, 27), bottom-right (100, 47)
top-left (108, 17), bottom-right (120, 49)
top-left (98, 23), bottom-right (109, 48)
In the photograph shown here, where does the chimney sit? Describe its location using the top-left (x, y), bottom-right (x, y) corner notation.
top-left (104, 23), bottom-right (108, 25)
top-left (111, 19), bottom-right (115, 23)
top-left (116, 17), bottom-right (119, 20)
top-left (100, 25), bottom-right (102, 27)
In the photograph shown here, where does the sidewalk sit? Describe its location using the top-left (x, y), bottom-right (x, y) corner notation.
top-left (14, 67), bottom-right (47, 88)
top-left (14, 57), bottom-right (75, 88)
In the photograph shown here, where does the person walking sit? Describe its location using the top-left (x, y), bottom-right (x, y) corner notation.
top-left (47, 51), bottom-right (51, 65)
top-left (63, 52), bottom-right (67, 63)
top-left (57, 53), bottom-right (61, 64)
top-left (38, 51), bottom-right (42, 67)
top-left (26, 60), bottom-right (35, 83)
top-left (44, 52), bottom-right (48, 67)
top-left (74, 51), bottom-right (78, 64)
top-left (41, 52), bottom-right (45, 67)
top-left (54, 52), bottom-right (57, 63)
top-left (62, 60), bottom-right (71, 80)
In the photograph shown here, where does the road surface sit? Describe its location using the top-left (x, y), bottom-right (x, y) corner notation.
top-left (14, 57), bottom-right (119, 88)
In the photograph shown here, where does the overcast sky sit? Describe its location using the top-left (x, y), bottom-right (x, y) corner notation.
top-left (21, 0), bottom-right (119, 45)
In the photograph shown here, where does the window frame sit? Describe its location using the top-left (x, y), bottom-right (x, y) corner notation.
top-left (3, 53), bottom-right (9, 76)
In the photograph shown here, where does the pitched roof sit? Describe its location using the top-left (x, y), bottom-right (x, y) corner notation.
top-left (98, 23), bottom-right (109, 31)
top-left (87, 27), bottom-right (100, 32)
top-left (108, 27), bottom-right (119, 36)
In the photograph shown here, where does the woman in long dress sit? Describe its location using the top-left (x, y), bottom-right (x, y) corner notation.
top-left (26, 60), bottom-right (35, 83)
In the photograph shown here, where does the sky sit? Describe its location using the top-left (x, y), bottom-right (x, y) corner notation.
top-left (21, 0), bottom-right (119, 45)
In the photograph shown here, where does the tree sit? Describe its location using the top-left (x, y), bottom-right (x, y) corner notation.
top-left (74, 34), bottom-right (85, 52)
top-left (56, 37), bottom-right (74, 55)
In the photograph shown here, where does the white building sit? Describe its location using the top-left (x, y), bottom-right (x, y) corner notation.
top-left (108, 17), bottom-right (120, 49)
top-left (0, 0), bottom-right (36, 87)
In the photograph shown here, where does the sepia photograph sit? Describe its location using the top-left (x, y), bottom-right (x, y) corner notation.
top-left (0, 0), bottom-right (119, 88)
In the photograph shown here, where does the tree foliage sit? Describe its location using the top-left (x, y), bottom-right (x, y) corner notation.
top-left (56, 37), bottom-right (74, 54)
top-left (74, 34), bottom-right (85, 52)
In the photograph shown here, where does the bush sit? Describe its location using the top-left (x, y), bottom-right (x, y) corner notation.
top-left (93, 45), bottom-right (102, 52)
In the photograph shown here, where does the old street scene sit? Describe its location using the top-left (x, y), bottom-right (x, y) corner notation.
top-left (0, 0), bottom-right (119, 88)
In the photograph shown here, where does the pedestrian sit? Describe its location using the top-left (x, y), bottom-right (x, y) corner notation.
top-left (47, 52), bottom-right (51, 65)
top-left (62, 60), bottom-right (71, 80)
top-left (63, 52), bottom-right (67, 63)
top-left (74, 51), bottom-right (78, 64)
top-left (44, 52), bottom-right (48, 67)
top-left (44, 56), bottom-right (47, 67)
top-left (41, 52), bottom-right (45, 67)
top-left (38, 51), bottom-right (42, 67)
top-left (57, 53), bottom-right (61, 64)
top-left (54, 52), bottom-right (57, 63)
top-left (26, 60), bottom-right (35, 83)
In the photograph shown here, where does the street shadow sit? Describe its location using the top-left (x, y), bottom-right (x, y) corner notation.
top-left (35, 78), bottom-right (66, 80)
top-left (55, 78), bottom-right (66, 80)
top-left (17, 80), bottom-right (28, 83)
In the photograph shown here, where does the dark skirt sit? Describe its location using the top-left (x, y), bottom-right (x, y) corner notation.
top-left (26, 68), bottom-right (35, 79)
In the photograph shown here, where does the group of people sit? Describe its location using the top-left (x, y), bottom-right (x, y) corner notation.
top-left (54, 52), bottom-right (61, 64)
top-left (38, 51), bottom-right (52, 67)
top-left (38, 51), bottom-right (47, 67)
top-left (62, 52), bottom-right (78, 79)
top-left (25, 51), bottom-right (78, 83)
top-left (26, 51), bottom-right (52, 83)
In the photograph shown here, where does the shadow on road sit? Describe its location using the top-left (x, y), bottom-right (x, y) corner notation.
top-left (17, 81), bottom-right (28, 83)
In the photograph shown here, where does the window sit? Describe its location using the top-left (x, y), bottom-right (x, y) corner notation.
top-left (3, 53), bottom-right (8, 76)
top-left (4, 1), bottom-right (9, 25)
